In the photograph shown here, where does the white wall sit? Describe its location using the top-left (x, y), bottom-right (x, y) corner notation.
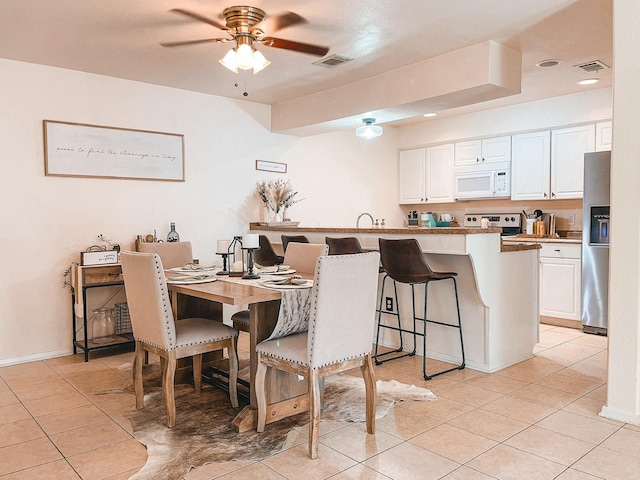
top-left (600, 0), bottom-right (640, 424)
top-left (0, 58), bottom-right (399, 365)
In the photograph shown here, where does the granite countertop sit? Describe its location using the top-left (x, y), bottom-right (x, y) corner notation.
top-left (500, 242), bottom-right (542, 252)
top-left (502, 235), bottom-right (582, 245)
top-left (250, 223), bottom-right (502, 235)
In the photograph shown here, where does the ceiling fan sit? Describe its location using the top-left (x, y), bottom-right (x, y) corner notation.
top-left (161, 5), bottom-right (330, 77)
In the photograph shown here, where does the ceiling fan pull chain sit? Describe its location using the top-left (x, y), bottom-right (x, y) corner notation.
top-left (243, 70), bottom-right (249, 97)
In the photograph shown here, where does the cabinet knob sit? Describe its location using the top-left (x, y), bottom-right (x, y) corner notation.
top-left (476, 157), bottom-right (480, 163)
top-left (544, 192), bottom-right (548, 198)
top-left (482, 157), bottom-right (486, 162)
top-left (554, 249), bottom-right (561, 252)
top-left (551, 192), bottom-right (556, 197)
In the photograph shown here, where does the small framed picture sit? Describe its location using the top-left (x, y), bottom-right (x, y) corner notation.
top-left (256, 160), bottom-right (287, 173)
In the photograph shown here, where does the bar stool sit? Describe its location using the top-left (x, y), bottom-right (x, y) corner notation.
top-left (281, 235), bottom-right (309, 252)
top-left (375, 238), bottom-right (465, 380)
top-left (254, 235), bottom-right (284, 266)
top-left (325, 236), bottom-right (365, 255)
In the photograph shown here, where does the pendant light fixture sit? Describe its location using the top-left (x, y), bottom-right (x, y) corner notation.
top-left (355, 118), bottom-right (383, 139)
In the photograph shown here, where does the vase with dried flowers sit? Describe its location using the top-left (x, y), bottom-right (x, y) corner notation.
top-left (256, 179), bottom-right (303, 223)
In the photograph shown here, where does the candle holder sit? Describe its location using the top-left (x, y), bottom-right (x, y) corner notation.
top-left (216, 252), bottom-right (230, 275)
top-left (242, 247), bottom-right (260, 279)
top-left (228, 236), bottom-right (246, 277)
top-left (216, 239), bottom-right (232, 275)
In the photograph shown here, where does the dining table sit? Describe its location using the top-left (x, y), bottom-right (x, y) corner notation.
top-left (167, 269), bottom-right (313, 432)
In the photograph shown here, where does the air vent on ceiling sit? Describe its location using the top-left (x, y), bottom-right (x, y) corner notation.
top-left (575, 60), bottom-right (610, 73)
top-left (313, 55), bottom-right (353, 68)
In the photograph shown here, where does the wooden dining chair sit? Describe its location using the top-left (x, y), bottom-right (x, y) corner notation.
top-left (255, 252), bottom-right (381, 458)
top-left (231, 242), bottom-right (328, 334)
top-left (120, 251), bottom-right (239, 428)
top-left (137, 241), bottom-right (193, 269)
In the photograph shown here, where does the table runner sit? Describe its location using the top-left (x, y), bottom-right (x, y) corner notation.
top-left (216, 274), bottom-right (312, 340)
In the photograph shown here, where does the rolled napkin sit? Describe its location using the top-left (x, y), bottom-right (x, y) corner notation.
top-left (258, 265), bottom-right (278, 273)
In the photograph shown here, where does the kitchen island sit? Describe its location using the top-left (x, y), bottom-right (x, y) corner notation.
top-left (250, 223), bottom-right (540, 374)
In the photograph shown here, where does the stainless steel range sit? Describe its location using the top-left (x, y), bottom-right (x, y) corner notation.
top-left (463, 212), bottom-right (522, 236)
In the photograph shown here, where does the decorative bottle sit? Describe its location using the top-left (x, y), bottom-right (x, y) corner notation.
top-left (167, 222), bottom-right (180, 242)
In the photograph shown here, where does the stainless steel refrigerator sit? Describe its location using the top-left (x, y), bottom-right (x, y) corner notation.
top-left (582, 151), bottom-right (610, 335)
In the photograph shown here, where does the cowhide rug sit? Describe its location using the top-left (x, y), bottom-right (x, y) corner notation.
top-left (106, 363), bottom-right (436, 480)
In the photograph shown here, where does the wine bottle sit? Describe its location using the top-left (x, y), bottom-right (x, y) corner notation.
top-left (167, 222), bottom-right (180, 242)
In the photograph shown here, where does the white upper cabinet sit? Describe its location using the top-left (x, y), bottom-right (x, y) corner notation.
top-left (425, 144), bottom-right (455, 203)
top-left (511, 131), bottom-right (551, 201)
top-left (551, 124), bottom-right (595, 199)
top-left (399, 148), bottom-right (425, 204)
top-left (511, 124), bottom-right (595, 201)
top-left (596, 121), bottom-right (612, 151)
top-left (454, 136), bottom-right (511, 167)
top-left (399, 144), bottom-right (454, 204)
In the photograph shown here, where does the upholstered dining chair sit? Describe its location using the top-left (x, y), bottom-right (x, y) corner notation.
top-left (282, 242), bottom-right (328, 276)
top-left (280, 234), bottom-right (309, 252)
top-left (137, 241), bottom-right (193, 269)
top-left (231, 242), bottom-right (328, 334)
top-left (254, 235), bottom-right (284, 267)
top-left (325, 236), bottom-right (365, 255)
top-left (120, 251), bottom-right (239, 428)
top-left (255, 252), bottom-right (381, 459)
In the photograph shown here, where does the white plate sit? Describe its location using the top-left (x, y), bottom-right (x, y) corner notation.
top-left (261, 279), bottom-right (313, 289)
top-left (166, 275), bottom-right (218, 285)
top-left (268, 269), bottom-right (296, 275)
top-left (166, 265), bottom-right (216, 273)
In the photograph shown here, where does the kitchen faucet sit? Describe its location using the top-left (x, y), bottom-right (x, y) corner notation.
top-left (356, 212), bottom-right (374, 228)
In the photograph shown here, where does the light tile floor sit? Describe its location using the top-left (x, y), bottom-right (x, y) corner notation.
top-left (0, 325), bottom-right (633, 479)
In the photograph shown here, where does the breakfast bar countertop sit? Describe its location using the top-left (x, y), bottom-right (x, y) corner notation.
top-left (250, 222), bottom-right (502, 235)
top-left (249, 223), bottom-right (541, 252)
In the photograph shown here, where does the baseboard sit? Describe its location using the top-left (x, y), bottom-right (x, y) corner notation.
top-left (0, 349), bottom-right (72, 367)
top-left (600, 405), bottom-right (640, 425)
top-left (540, 316), bottom-right (582, 329)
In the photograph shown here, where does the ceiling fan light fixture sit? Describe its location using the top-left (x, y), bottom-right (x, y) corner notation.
top-left (355, 118), bottom-right (383, 139)
top-left (235, 43), bottom-right (255, 70)
top-left (252, 49), bottom-right (271, 74)
top-left (219, 49), bottom-right (239, 73)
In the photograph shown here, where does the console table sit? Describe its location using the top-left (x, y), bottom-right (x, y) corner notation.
top-left (71, 263), bottom-right (133, 361)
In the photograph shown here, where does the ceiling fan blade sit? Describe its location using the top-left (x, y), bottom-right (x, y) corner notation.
top-left (261, 37), bottom-right (329, 57)
top-left (160, 38), bottom-right (229, 47)
top-left (252, 11), bottom-right (307, 35)
top-left (169, 8), bottom-right (230, 32)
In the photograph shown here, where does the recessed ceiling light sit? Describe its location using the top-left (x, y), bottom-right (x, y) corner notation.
top-left (536, 59), bottom-right (561, 68)
top-left (578, 78), bottom-right (599, 85)
top-left (423, 113), bottom-right (437, 118)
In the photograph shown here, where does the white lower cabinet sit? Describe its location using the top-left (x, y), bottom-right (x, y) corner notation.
top-left (539, 243), bottom-right (582, 321)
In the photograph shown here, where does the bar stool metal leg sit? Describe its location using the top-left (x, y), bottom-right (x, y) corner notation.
top-left (421, 277), bottom-right (466, 380)
top-left (375, 275), bottom-right (415, 365)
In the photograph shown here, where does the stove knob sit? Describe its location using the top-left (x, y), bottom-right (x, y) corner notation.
top-left (472, 217), bottom-right (477, 222)
top-left (505, 217), bottom-right (510, 222)
top-left (510, 217), bottom-right (516, 222)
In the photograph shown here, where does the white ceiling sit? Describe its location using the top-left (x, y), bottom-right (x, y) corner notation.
top-left (0, 0), bottom-right (612, 131)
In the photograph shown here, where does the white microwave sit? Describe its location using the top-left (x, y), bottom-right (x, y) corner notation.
top-left (453, 166), bottom-right (511, 199)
